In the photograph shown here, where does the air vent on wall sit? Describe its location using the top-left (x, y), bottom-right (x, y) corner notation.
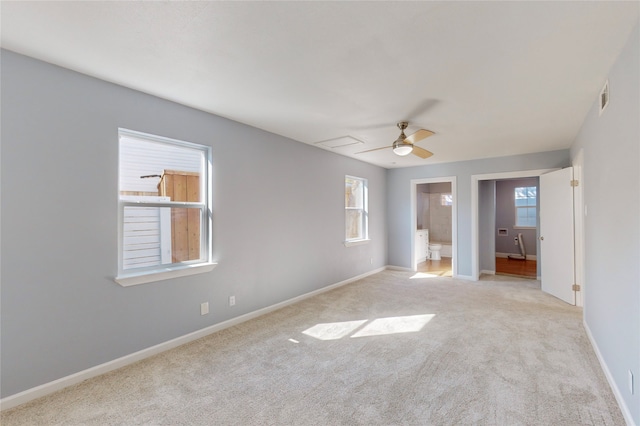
top-left (599, 80), bottom-right (609, 116)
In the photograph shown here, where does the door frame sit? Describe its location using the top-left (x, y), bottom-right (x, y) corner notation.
top-left (572, 150), bottom-right (585, 308)
top-left (410, 176), bottom-right (457, 274)
top-left (471, 169), bottom-right (557, 281)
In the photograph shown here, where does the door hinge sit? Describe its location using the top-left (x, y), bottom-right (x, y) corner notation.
top-left (570, 180), bottom-right (579, 187)
top-left (572, 284), bottom-right (581, 291)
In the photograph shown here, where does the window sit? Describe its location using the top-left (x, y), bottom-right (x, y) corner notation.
top-left (116, 129), bottom-right (214, 286)
top-left (515, 186), bottom-right (537, 228)
top-left (345, 175), bottom-right (368, 245)
top-left (441, 194), bottom-right (453, 206)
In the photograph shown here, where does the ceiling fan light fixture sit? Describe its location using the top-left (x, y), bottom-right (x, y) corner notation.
top-left (392, 139), bottom-right (413, 156)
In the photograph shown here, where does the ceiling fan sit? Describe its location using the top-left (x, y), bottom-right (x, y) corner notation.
top-left (356, 121), bottom-right (435, 159)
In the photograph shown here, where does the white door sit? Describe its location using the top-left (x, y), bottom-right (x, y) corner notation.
top-left (540, 168), bottom-right (575, 304)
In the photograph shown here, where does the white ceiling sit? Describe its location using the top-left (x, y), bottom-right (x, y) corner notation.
top-left (1, 1), bottom-right (638, 168)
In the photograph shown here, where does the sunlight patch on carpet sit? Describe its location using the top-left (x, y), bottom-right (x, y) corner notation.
top-left (302, 320), bottom-right (368, 340)
top-left (302, 315), bottom-right (435, 340)
top-left (351, 314), bottom-right (435, 338)
top-left (410, 272), bottom-right (440, 279)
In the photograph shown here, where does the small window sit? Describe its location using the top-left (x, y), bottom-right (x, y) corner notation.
top-left (345, 175), bottom-right (368, 245)
top-left (441, 194), bottom-right (453, 206)
top-left (515, 186), bottom-right (537, 228)
top-left (116, 129), bottom-right (214, 286)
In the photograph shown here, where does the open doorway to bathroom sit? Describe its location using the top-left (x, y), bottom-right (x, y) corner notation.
top-left (411, 177), bottom-right (457, 276)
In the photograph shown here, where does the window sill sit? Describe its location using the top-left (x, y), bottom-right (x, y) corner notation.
top-left (115, 262), bottom-right (218, 287)
top-left (344, 239), bottom-right (371, 247)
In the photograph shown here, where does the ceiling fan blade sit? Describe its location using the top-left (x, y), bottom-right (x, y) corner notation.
top-left (411, 146), bottom-right (434, 159)
top-left (354, 146), bottom-right (391, 154)
top-left (405, 129), bottom-right (435, 145)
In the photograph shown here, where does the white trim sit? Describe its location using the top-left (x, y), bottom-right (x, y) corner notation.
top-left (571, 149), bottom-right (585, 308)
top-left (480, 270), bottom-right (496, 275)
top-left (410, 177), bottom-right (458, 277)
top-left (343, 239), bottom-right (371, 247)
top-left (115, 262), bottom-right (218, 287)
top-left (471, 169), bottom-right (557, 281)
top-left (455, 274), bottom-right (475, 281)
top-left (385, 265), bottom-right (413, 272)
top-left (583, 320), bottom-right (635, 426)
top-left (0, 266), bottom-right (385, 411)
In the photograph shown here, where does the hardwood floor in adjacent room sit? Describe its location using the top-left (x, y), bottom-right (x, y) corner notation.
top-left (495, 257), bottom-right (537, 279)
top-left (417, 257), bottom-right (452, 277)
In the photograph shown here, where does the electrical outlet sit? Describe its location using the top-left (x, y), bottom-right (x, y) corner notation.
top-left (629, 370), bottom-right (634, 394)
top-left (229, 296), bottom-right (236, 307)
top-left (200, 302), bottom-right (209, 316)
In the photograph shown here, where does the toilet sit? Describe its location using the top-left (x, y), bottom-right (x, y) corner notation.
top-left (429, 244), bottom-right (442, 260)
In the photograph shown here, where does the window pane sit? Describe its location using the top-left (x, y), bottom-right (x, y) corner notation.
top-left (515, 187), bottom-right (536, 205)
top-left (123, 206), bottom-right (202, 270)
top-left (346, 209), bottom-right (363, 240)
top-left (516, 206), bottom-right (536, 227)
top-left (119, 136), bottom-right (203, 198)
top-left (345, 177), bottom-right (363, 208)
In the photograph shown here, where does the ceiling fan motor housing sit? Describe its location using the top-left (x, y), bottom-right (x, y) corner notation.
top-left (392, 121), bottom-right (413, 155)
top-left (392, 137), bottom-right (413, 156)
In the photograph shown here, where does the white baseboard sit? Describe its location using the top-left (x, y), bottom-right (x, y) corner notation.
top-left (385, 265), bottom-right (413, 272)
top-left (455, 274), bottom-right (475, 281)
top-left (480, 270), bottom-right (496, 275)
top-left (0, 266), bottom-right (386, 412)
top-left (583, 320), bottom-right (635, 426)
top-left (495, 252), bottom-right (537, 260)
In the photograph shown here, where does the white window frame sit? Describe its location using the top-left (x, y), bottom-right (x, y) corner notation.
top-left (514, 186), bottom-right (537, 229)
top-left (344, 175), bottom-right (370, 247)
top-left (115, 129), bottom-right (216, 286)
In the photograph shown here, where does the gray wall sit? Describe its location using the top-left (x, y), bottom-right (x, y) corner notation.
top-left (0, 50), bottom-right (387, 398)
top-left (495, 178), bottom-right (538, 256)
top-left (570, 23), bottom-right (639, 424)
top-left (478, 180), bottom-right (496, 273)
top-left (387, 151), bottom-right (570, 276)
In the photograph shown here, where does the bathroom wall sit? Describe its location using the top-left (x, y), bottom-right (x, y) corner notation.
top-left (416, 184), bottom-right (430, 229)
top-left (495, 178), bottom-right (538, 256)
top-left (416, 183), bottom-right (452, 242)
top-left (428, 182), bottom-right (453, 243)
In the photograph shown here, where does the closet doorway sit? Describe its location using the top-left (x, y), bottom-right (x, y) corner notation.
top-left (494, 178), bottom-right (539, 279)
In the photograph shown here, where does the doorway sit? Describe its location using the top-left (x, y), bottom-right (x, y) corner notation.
top-left (494, 178), bottom-right (539, 279)
top-left (471, 169), bottom-right (555, 282)
top-left (411, 177), bottom-right (457, 276)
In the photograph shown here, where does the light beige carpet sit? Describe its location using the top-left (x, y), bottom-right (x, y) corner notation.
top-left (1, 271), bottom-right (624, 425)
